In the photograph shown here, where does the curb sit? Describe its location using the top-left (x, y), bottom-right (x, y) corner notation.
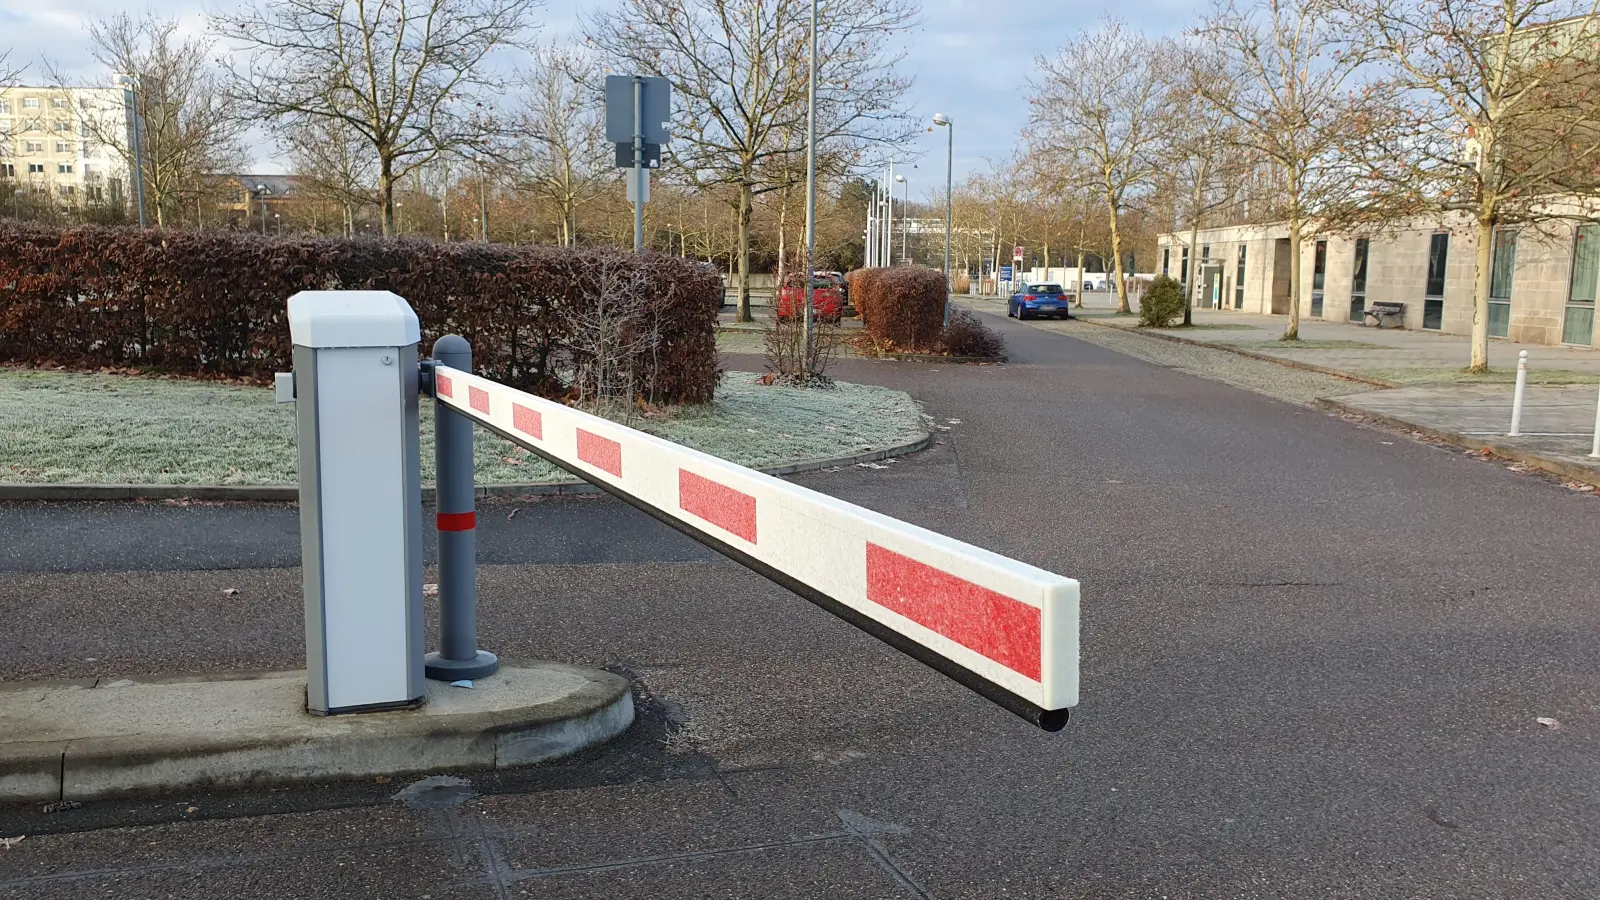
top-left (1076, 319), bottom-right (1398, 388)
top-left (0, 662), bottom-right (634, 803)
top-left (1316, 396), bottom-right (1600, 490)
top-left (860, 352), bottom-right (1007, 365)
top-left (0, 434), bottom-right (932, 503)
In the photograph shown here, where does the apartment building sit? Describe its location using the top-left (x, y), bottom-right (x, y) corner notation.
top-left (1157, 215), bottom-right (1597, 347)
top-left (0, 84), bottom-right (132, 209)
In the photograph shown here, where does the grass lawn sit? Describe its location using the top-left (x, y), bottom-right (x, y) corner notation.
top-left (0, 369), bottom-right (924, 485)
top-left (1236, 339), bottom-right (1391, 350)
top-left (1357, 367), bottom-right (1600, 386)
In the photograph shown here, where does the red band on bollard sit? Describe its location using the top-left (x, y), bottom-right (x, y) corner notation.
top-left (436, 511), bottom-right (476, 532)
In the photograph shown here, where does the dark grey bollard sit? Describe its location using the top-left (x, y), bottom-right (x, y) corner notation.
top-left (424, 334), bottom-right (499, 682)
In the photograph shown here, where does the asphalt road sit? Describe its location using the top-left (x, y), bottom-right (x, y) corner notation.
top-left (3, 311), bottom-right (1598, 899)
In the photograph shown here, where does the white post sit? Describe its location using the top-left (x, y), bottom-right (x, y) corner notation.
top-left (886, 161), bottom-right (895, 267)
top-left (1509, 350), bottom-right (1529, 437)
top-left (1590, 383), bottom-right (1600, 458)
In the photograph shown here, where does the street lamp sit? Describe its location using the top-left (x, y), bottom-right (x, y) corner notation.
top-left (395, 200), bottom-right (405, 236)
top-left (12, 188), bottom-right (22, 219)
top-left (273, 211), bottom-right (280, 234)
top-left (254, 183), bottom-right (269, 235)
top-left (117, 74), bottom-right (148, 229)
top-left (894, 174), bottom-right (908, 265)
top-left (800, 0), bottom-right (820, 377)
top-left (933, 113), bottom-right (953, 325)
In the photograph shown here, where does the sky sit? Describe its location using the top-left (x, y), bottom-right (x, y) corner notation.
top-left (0, 0), bottom-right (1197, 196)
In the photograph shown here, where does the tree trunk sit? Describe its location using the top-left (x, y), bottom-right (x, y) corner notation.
top-left (1470, 214), bottom-right (1494, 373)
top-left (1184, 219), bottom-right (1200, 327)
top-left (1108, 203), bottom-right (1129, 315)
top-left (1074, 249), bottom-right (1085, 307)
top-left (379, 159), bottom-right (396, 237)
top-left (1284, 222), bottom-right (1302, 341)
top-left (735, 184), bottom-right (753, 323)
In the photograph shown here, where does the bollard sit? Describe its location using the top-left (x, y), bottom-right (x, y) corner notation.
top-left (424, 334), bottom-right (499, 681)
top-left (1591, 384), bottom-right (1600, 459)
top-left (1508, 350), bottom-right (1529, 437)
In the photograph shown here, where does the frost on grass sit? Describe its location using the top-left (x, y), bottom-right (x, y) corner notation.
top-left (0, 369), bottom-right (924, 485)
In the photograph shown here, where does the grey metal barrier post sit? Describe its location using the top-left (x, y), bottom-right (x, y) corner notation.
top-left (424, 334), bottom-right (499, 681)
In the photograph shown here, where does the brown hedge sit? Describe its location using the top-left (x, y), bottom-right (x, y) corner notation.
top-left (0, 223), bottom-right (723, 403)
top-left (846, 265), bottom-right (947, 351)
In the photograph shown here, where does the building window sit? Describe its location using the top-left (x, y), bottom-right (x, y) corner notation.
top-left (27, 163), bottom-right (44, 174)
top-left (86, 185), bottom-right (104, 202)
top-left (52, 121), bottom-right (70, 132)
top-left (0, 100), bottom-right (9, 113)
top-left (57, 163), bottom-right (72, 174)
top-left (1179, 247), bottom-right (1189, 287)
top-left (56, 184), bottom-right (74, 197)
top-left (1488, 229), bottom-right (1516, 339)
top-left (1235, 245), bottom-right (1246, 309)
top-left (1310, 239), bottom-right (1328, 316)
top-left (1349, 238), bottom-right (1369, 322)
top-left (1424, 232), bottom-right (1449, 329)
top-left (1564, 224), bottom-right (1597, 345)
top-left (50, 97), bottom-right (68, 108)
top-left (1161, 247), bottom-right (1170, 276)
top-left (0, 163), bottom-right (13, 178)
top-left (54, 141), bottom-right (70, 153)
top-left (22, 98), bottom-right (39, 109)
top-left (1201, 244), bottom-right (1211, 261)
top-left (24, 141), bottom-right (42, 153)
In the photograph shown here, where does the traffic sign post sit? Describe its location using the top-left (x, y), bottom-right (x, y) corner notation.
top-left (605, 75), bottom-right (671, 253)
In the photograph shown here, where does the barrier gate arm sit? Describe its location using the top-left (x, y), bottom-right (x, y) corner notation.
top-left (426, 364), bottom-right (1079, 731)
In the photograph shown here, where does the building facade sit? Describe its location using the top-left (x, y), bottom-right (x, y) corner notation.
top-left (1158, 216), bottom-right (1598, 347)
top-left (0, 84), bottom-right (132, 212)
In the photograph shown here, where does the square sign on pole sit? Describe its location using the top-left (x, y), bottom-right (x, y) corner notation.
top-left (614, 142), bottom-right (661, 169)
top-left (1013, 245), bottom-right (1024, 262)
top-left (605, 75), bottom-right (671, 144)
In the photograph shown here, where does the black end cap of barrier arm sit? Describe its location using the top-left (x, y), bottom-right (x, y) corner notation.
top-left (418, 359), bottom-right (438, 397)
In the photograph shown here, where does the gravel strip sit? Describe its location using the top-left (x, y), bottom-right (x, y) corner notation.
top-left (1036, 319), bottom-right (1381, 404)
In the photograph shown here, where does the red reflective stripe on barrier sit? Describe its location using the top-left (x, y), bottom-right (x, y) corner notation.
top-left (678, 470), bottom-right (757, 543)
top-left (469, 386), bottom-right (490, 414)
top-left (865, 543), bottom-right (1042, 681)
top-left (576, 429), bottom-right (622, 477)
top-left (513, 403), bottom-right (543, 439)
top-left (436, 511), bottom-right (476, 532)
top-left (436, 373), bottom-right (453, 398)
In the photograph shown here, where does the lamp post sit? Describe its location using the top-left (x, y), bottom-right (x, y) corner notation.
top-left (884, 161), bottom-right (895, 267)
top-left (255, 183), bottom-right (268, 235)
top-left (800, 0), bottom-right (819, 376)
top-left (894, 174), bottom-right (908, 265)
top-left (118, 75), bottom-right (148, 229)
top-left (273, 211), bottom-right (280, 234)
top-left (12, 188), bottom-right (22, 220)
top-left (396, 200), bottom-right (405, 235)
top-left (933, 113), bottom-right (953, 326)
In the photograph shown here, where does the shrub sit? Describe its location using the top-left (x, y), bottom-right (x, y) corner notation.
top-left (938, 309), bottom-right (1005, 359)
top-left (0, 223), bottom-right (723, 403)
top-left (1138, 274), bottom-right (1186, 328)
top-left (849, 265), bottom-right (947, 351)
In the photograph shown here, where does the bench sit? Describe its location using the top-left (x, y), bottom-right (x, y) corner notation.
top-left (1363, 301), bottom-right (1405, 327)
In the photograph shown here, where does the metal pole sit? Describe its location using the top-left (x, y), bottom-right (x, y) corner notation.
top-left (426, 335), bottom-right (499, 681)
top-left (479, 170), bottom-right (488, 241)
top-left (1509, 349), bottom-right (1529, 436)
top-left (801, 0), bottom-right (818, 376)
top-left (938, 115), bottom-right (953, 326)
top-left (886, 161), bottom-right (895, 267)
top-left (900, 178), bottom-right (908, 264)
top-left (260, 191), bottom-right (267, 236)
top-left (633, 76), bottom-right (645, 252)
top-left (123, 82), bottom-right (147, 229)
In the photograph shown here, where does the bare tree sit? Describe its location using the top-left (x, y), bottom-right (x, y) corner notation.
top-left (213, 0), bottom-right (537, 236)
top-left (510, 43), bottom-right (609, 247)
top-left (1196, 0), bottom-right (1373, 340)
top-left (284, 117), bottom-right (378, 236)
top-left (51, 14), bottom-right (246, 228)
top-left (1029, 19), bottom-right (1172, 315)
top-left (559, 255), bottom-right (660, 410)
top-left (586, 0), bottom-right (919, 322)
top-left (1336, 0), bottom-right (1600, 370)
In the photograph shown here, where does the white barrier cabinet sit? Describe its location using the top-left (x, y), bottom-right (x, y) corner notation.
top-left (289, 291), bottom-right (427, 714)
top-left (431, 365), bottom-right (1079, 729)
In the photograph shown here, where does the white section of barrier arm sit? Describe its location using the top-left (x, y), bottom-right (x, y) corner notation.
top-left (432, 366), bottom-right (1080, 717)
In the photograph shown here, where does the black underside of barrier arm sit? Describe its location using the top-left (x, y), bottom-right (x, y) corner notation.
top-left (463, 414), bottom-right (1070, 733)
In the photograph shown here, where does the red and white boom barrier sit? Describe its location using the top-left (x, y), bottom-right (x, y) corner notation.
top-left (432, 366), bottom-right (1080, 730)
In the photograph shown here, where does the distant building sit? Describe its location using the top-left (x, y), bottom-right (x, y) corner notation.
top-left (0, 83), bottom-right (132, 210)
top-left (217, 174), bottom-right (303, 232)
top-left (1157, 216), bottom-right (1596, 347)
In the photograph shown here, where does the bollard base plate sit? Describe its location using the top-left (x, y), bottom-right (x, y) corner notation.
top-left (425, 650), bottom-right (500, 681)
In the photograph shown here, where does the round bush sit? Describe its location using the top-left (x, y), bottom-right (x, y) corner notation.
top-left (1138, 275), bottom-right (1185, 328)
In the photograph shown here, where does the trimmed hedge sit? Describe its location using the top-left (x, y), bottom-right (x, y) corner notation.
top-left (846, 266), bottom-right (947, 351)
top-left (0, 223), bottom-right (723, 402)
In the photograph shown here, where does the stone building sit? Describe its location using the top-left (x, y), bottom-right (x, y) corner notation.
top-left (1157, 216), bottom-right (1597, 347)
top-left (0, 83), bottom-right (132, 212)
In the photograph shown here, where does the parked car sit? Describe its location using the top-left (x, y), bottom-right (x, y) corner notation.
top-left (1008, 283), bottom-right (1074, 319)
top-left (777, 274), bottom-right (845, 321)
top-left (814, 271), bottom-right (848, 306)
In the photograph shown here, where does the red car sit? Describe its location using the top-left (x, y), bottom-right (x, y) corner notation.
top-left (776, 273), bottom-right (844, 321)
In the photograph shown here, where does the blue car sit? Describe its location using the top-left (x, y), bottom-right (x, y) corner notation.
top-left (1008, 283), bottom-right (1074, 320)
